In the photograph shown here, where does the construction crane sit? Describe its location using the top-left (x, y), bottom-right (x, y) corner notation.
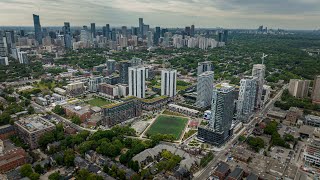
top-left (261, 53), bottom-right (268, 64)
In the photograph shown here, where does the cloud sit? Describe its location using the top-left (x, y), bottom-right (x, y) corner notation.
top-left (0, 0), bottom-right (319, 29)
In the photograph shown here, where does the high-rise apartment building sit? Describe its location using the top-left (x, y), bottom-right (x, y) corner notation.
top-left (196, 71), bottom-right (214, 108)
top-left (121, 26), bottom-right (127, 37)
top-left (197, 61), bottom-right (214, 75)
top-left (147, 31), bottom-right (153, 47)
top-left (198, 83), bottom-right (235, 146)
top-left (237, 77), bottom-right (257, 122)
top-left (33, 14), bottom-right (42, 44)
top-left (128, 66), bottom-right (146, 98)
top-left (288, 79), bottom-right (310, 98)
top-left (0, 31), bottom-right (7, 57)
top-left (161, 69), bottom-right (177, 97)
top-left (119, 61), bottom-right (131, 84)
top-left (252, 64), bottom-right (265, 109)
top-left (312, 76), bottom-right (320, 104)
top-left (18, 51), bottom-right (28, 64)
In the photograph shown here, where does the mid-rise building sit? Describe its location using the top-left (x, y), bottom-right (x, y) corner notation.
top-left (14, 115), bottom-right (55, 149)
top-left (99, 83), bottom-right (128, 99)
top-left (88, 76), bottom-right (103, 92)
top-left (130, 57), bottom-right (143, 66)
top-left (196, 71), bottom-right (214, 108)
top-left (0, 57), bottom-right (8, 66)
top-left (64, 104), bottom-right (91, 122)
top-left (197, 83), bottom-right (235, 146)
top-left (252, 64), bottom-right (266, 109)
top-left (128, 66), bottom-right (146, 98)
top-left (107, 59), bottom-right (116, 74)
top-left (237, 77), bottom-right (257, 122)
top-left (161, 69), bottom-right (177, 97)
top-left (119, 61), bottom-right (131, 84)
top-left (197, 61), bottom-right (214, 75)
top-left (304, 137), bottom-right (320, 167)
top-left (101, 99), bottom-right (142, 127)
top-left (66, 82), bottom-right (85, 96)
top-left (0, 140), bottom-right (27, 173)
top-left (312, 76), bottom-right (320, 104)
top-left (288, 79), bottom-right (310, 98)
top-left (305, 115), bottom-right (320, 127)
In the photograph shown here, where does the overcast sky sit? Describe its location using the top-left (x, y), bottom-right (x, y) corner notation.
top-left (0, 0), bottom-right (319, 29)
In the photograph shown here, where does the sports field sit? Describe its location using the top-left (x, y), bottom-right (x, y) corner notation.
top-left (146, 115), bottom-right (188, 140)
top-left (87, 98), bottom-right (112, 107)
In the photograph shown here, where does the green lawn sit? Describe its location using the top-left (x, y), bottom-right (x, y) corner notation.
top-left (87, 98), bottom-right (112, 107)
top-left (147, 115), bottom-right (188, 140)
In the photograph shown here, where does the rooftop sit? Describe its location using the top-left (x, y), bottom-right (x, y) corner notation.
top-left (215, 161), bottom-right (230, 174)
top-left (15, 116), bottom-right (55, 133)
top-left (228, 167), bottom-right (243, 179)
top-left (64, 104), bottom-right (91, 115)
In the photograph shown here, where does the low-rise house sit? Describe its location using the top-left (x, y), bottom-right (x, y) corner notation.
top-left (0, 125), bottom-right (15, 140)
top-left (213, 161), bottom-right (231, 180)
top-left (227, 167), bottom-right (244, 180)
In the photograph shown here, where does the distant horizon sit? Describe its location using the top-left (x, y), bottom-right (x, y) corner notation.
top-left (1, 0), bottom-right (320, 30)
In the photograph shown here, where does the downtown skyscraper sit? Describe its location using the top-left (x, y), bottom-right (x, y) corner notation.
top-left (63, 22), bottom-right (72, 49)
top-left (139, 18), bottom-right (144, 38)
top-left (91, 23), bottom-right (96, 39)
top-left (33, 14), bottom-right (42, 44)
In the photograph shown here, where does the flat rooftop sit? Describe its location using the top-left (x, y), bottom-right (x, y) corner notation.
top-left (15, 116), bottom-right (55, 133)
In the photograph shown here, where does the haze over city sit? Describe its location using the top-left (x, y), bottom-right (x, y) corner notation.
top-left (1, 0), bottom-right (320, 29)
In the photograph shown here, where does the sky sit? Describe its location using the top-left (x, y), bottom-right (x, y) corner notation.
top-left (0, 0), bottom-right (319, 30)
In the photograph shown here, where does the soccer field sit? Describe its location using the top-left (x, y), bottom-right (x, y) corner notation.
top-left (146, 115), bottom-right (189, 140)
top-left (87, 98), bottom-right (112, 107)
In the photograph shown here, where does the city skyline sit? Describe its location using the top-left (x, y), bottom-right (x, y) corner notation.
top-left (0, 0), bottom-right (320, 30)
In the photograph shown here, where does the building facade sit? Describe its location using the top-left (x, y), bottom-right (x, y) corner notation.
top-left (312, 76), bottom-right (320, 104)
top-left (288, 79), bottom-right (310, 98)
top-left (119, 61), bottom-right (131, 84)
top-left (14, 116), bottom-right (55, 149)
top-left (161, 69), bottom-right (177, 97)
top-left (237, 77), bottom-right (257, 122)
top-left (197, 61), bottom-right (214, 75)
top-left (252, 64), bottom-right (266, 109)
top-left (197, 83), bottom-right (235, 146)
top-left (128, 66), bottom-right (146, 98)
top-left (101, 99), bottom-right (142, 127)
top-left (196, 71), bottom-right (214, 108)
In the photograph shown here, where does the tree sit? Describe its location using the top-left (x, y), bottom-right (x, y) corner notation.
top-left (28, 106), bottom-right (35, 114)
top-left (76, 169), bottom-right (90, 180)
top-left (247, 137), bottom-right (265, 152)
top-left (71, 116), bottom-right (81, 125)
top-left (48, 172), bottom-right (61, 180)
top-left (20, 164), bottom-right (33, 177)
top-left (63, 149), bottom-right (75, 167)
top-left (29, 172), bottom-right (40, 180)
top-left (53, 105), bottom-right (65, 115)
top-left (34, 164), bottom-right (44, 174)
top-left (38, 132), bottom-right (55, 149)
top-left (238, 135), bottom-right (246, 142)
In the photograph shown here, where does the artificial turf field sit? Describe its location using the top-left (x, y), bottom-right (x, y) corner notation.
top-left (146, 115), bottom-right (189, 140)
top-left (87, 98), bottom-right (112, 107)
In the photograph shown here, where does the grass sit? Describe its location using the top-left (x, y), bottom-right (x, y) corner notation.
top-left (87, 98), bottom-right (113, 107)
top-left (147, 115), bottom-right (188, 140)
top-left (182, 130), bottom-right (197, 141)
